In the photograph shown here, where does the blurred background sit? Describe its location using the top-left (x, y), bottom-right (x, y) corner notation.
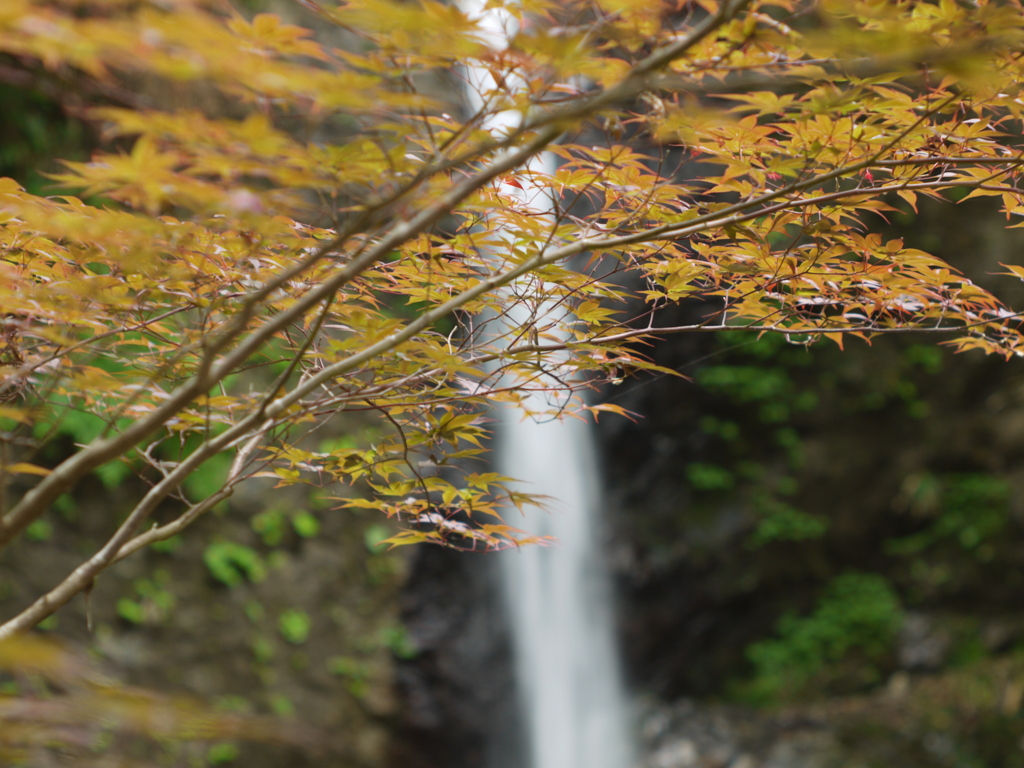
top-left (6, 8), bottom-right (1024, 768)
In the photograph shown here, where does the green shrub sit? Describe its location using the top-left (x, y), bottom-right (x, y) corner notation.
top-left (742, 572), bottom-right (902, 704)
top-left (686, 463), bottom-right (734, 492)
top-left (749, 498), bottom-right (827, 547)
top-left (886, 473), bottom-right (1009, 556)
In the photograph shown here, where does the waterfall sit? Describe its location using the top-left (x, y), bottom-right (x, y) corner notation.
top-left (497, 408), bottom-right (633, 768)
top-left (455, 4), bottom-right (633, 768)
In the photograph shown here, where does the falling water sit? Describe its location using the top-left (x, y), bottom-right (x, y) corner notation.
top-left (455, 4), bottom-right (633, 768)
top-left (497, 406), bottom-right (633, 768)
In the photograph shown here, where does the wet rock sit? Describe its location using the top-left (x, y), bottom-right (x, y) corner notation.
top-left (650, 739), bottom-right (699, 768)
top-left (637, 697), bottom-right (852, 768)
top-left (391, 545), bottom-right (517, 768)
top-left (898, 614), bottom-right (950, 671)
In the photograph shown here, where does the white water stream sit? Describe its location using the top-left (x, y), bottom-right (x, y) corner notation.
top-left (497, 408), bottom-right (633, 768)
top-left (457, 5), bottom-right (633, 768)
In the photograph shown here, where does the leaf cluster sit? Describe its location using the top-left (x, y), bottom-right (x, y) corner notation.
top-left (3, 0), bottom-right (1024, 634)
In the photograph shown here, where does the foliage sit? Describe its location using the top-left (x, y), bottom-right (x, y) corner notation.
top-left (0, 83), bottom-right (90, 196)
top-left (252, 506), bottom-right (320, 544)
top-left (115, 570), bottom-right (176, 625)
top-left (685, 462), bottom-right (735, 491)
top-left (748, 496), bottom-right (827, 547)
top-left (328, 655), bottom-right (371, 697)
top-left (742, 572), bottom-right (903, 703)
top-left (681, 333), bottom-right (825, 548)
top-left (277, 608), bottom-right (311, 645)
top-left (3, 0), bottom-right (1024, 638)
top-left (380, 624), bottom-right (418, 659)
top-left (204, 541), bottom-right (267, 587)
top-left (886, 472), bottom-right (1010, 556)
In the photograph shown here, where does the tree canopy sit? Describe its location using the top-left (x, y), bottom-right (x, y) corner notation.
top-left (2, 0), bottom-right (1024, 637)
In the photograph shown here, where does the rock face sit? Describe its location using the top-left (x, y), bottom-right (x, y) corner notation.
top-left (393, 545), bottom-right (520, 768)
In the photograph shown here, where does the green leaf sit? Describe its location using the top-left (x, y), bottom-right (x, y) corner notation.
top-left (278, 609), bottom-right (311, 645)
top-left (204, 542), bottom-right (266, 588)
